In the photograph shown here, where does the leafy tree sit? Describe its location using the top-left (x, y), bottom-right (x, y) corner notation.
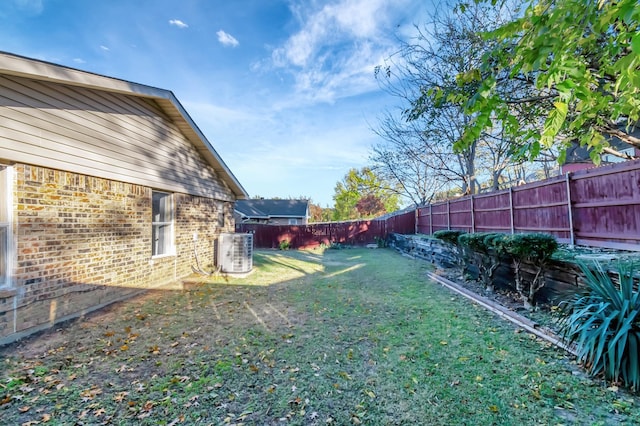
top-left (332, 167), bottom-right (400, 221)
top-left (309, 202), bottom-right (334, 223)
top-left (355, 194), bottom-right (386, 217)
top-left (457, 0), bottom-right (640, 164)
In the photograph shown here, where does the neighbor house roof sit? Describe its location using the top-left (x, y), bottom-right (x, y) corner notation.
top-left (0, 51), bottom-right (248, 199)
top-left (235, 199), bottom-right (309, 220)
top-left (564, 125), bottom-right (640, 164)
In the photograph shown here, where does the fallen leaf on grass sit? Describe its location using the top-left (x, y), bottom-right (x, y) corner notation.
top-left (113, 392), bottom-right (129, 402)
top-left (489, 405), bottom-right (499, 412)
top-left (338, 372), bottom-right (352, 380)
top-left (18, 405), bottom-right (30, 412)
top-left (167, 415), bottom-right (185, 426)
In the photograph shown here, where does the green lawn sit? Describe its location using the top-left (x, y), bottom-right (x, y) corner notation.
top-left (1, 248), bottom-right (638, 425)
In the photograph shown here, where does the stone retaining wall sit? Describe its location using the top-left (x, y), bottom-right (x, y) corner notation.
top-left (388, 233), bottom-right (585, 303)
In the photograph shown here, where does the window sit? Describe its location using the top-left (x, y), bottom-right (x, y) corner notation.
top-left (0, 166), bottom-right (12, 288)
top-left (217, 201), bottom-right (225, 228)
top-left (288, 218), bottom-right (298, 225)
top-left (152, 191), bottom-right (174, 256)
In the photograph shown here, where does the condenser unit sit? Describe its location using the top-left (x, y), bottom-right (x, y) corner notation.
top-left (217, 233), bottom-right (253, 274)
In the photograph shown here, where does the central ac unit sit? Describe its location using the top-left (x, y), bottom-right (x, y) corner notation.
top-left (217, 233), bottom-right (253, 274)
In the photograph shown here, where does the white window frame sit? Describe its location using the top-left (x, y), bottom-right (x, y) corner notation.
top-left (217, 201), bottom-right (225, 228)
top-left (152, 191), bottom-right (175, 258)
top-left (0, 166), bottom-right (13, 289)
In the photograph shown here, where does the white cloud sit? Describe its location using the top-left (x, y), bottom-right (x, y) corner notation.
top-left (100, 45), bottom-right (110, 51)
top-left (13, 0), bottom-right (43, 14)
top-left (216, 30), bottom-right (239, 47)
top-left (169, 19), bottom-right (188, 29)
top-left (270, 0), bottom-right (409, 104)
top-left (73, 58), bottom-right (86, 64)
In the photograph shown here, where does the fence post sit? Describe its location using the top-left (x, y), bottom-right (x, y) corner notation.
top-left (414, 208), bottom-right (418, 235)
top-left (447, 200), bottom-right (451, 230)
top-left (565, 172), bottom-right (575, 246)
top-left (470, 195), bottom-right (475, 234)
top-left (429, 204), bottom-right (433, 235)
top-left (509, 187), bottom-right (515, 234)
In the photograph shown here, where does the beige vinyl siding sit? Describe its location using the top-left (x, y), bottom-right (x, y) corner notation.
top-left (0, 74), bottom-right (234, 201)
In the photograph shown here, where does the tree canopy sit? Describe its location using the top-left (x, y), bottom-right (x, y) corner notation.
top-left (332, 167), bottom-right (400, 221)
top-left (450, 0), bottom-right (640, 163)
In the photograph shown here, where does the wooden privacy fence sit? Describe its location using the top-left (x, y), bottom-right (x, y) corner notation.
top-left (237, 159), bottom-right (640, 251)
top-left (237, 210), bottom-right (416, 249)
top-left (417, 159), bottom-right (640, 251)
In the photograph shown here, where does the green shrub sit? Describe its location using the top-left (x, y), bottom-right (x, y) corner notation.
top-left (558, 261), bottom-right (640, 391)
top-left (502, 233), bottom-right (558, 309)
top-left (278, 239), bottom-right (291, 250)
top-left (433, 230), bottom-right (466, 246)
top-left (375, 236), bottom-right (388, 248)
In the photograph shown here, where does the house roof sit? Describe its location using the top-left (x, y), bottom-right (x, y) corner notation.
top-left (564, 126), bottom-right (640, 164)
top-left (235, 199), bottom-right (309, 219)
top-left (0, 51), bottom-right (248, 199)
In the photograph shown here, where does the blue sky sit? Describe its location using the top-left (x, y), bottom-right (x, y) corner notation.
top-left (1, 0), bottom-right (430, 207)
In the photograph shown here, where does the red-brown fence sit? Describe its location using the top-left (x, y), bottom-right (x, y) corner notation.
top-left (417, 159), bottom-right (640, 251)
top-left (236, 210), bottom-right (416, 250)
top-left (237, 221), bottom-right (384, 249)
top-left (238, 159), bottom-right (640, 251)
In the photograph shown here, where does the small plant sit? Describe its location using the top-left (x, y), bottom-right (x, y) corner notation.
top-left (375, 236), bottom-right (388, 248)
top-left (278, 239), bottom-right (290, 250)
top-left (558, 261), bottom-right (640, 391)
top-left (502, 233), bottom-right (558, 309)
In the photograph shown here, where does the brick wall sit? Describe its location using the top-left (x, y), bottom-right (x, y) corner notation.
top-left (0, 164), bottom-right (234, 344)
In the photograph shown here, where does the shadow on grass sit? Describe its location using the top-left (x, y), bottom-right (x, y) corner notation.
top-left (1, 248), bottom-right (639, 425)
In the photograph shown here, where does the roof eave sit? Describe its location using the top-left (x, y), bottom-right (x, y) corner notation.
top-left (0, 51), bottom-right (249, 199)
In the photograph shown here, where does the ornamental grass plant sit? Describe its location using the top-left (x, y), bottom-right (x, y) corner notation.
top-left (559, 261), bottom-right (640, 391)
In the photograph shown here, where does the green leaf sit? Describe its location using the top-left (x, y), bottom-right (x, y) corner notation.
top-left (631, 33), bottom-right (640, 56)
